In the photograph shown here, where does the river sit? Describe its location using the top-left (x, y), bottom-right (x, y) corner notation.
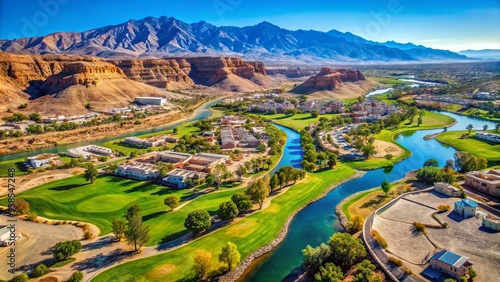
top-left (240, 112), bottom-right (496, 282)
top-left (0, 98), bottom-right (222, 162)
top-left (365, 78), bottom-right (440, 98)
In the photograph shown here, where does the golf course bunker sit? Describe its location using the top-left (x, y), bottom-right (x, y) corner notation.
top-left (372, 216), bottom-right (435, 264)
top-left (76, 194), bottom-right (138, 212)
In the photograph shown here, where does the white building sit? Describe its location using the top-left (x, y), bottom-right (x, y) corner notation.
top-left (475, 131), bottom-right (500, 144)
top-left (67, 145), bottom-right (113, 159)
top-left (433, 182), bottom-right (461, 197)
top-left (0, 226), bottom-right (11, 247)
top-left (162, 168), bottom-right (207, 189)
top-left (27, 154), bottom-right (60, 168)
top-left (453, 199), bottom-right (478, 218)
top-left (116, 162), bottom-right (160, 181)
top-left (429, 250), bottom-right (474, 280)
top-left (134, 97), bottom-right (167, 106)
top-left (482, 214), bottom-right (500, 231)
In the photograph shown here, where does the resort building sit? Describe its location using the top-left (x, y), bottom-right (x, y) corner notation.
top-left (115, 162), bottom-right (160, 181)
top-left (27, 154), bottom-right (61, 168)
top-left (164, 135), bottom-right (179, 143)
top-left (220, 115), bottom-right (247, 126)
top-left (351, 101), bottom-right (398, 123)
top-left (474, 131), bottom-right (500, 144)
top-left (429, 250), bottom-right (474, 280)
top-left (134, 97), bottom-right (167, 106)
top-left (162, 168), bottom-right (207, 189)
top-left (221, 127), bottom-right (236, 149)
top-left (299, 100), bottom-right (345, 114)
top-left (249, 100), bottom-right (295, 113)
top-left (124, 136), bottom-right (167, 147)
top-left (453, 199), bottom-right (478, 218)
top-left (67, 145), bottom-right (113, 159)
top-left (464, 170), bottom-right (500, 198)
top-left (157, 151), bottom-right (192, 167)
top-left (434, 182), bottom-right (462, 197)
top-left (186, 153), bottom-right (230, 173)
top-left (482, 214), bottom-right (500, 231)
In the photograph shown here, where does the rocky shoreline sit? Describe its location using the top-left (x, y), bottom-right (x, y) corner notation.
top-left (218, 170), bottom-right (366, 282)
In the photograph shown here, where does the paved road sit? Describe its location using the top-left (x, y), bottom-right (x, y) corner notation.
top-left (363, 213), bottom-right (417, 282)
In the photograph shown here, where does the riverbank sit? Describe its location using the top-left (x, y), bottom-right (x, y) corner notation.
top-left (435, 130), bottom-right (500, 164)
top-left (92, 166), bottom-right (358, 282)
top-left (0, 97), bottom-right (222, 157)
top-left (220, 169), bottom-right (366, 282)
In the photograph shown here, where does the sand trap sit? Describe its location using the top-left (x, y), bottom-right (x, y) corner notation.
top-left (372, 140), bottom-right (404, 158)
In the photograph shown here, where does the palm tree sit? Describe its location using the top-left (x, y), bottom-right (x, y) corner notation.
top-left (495, 123), bottom-right (500, 133)
top-left (483, 125), bottom-right (488, 131)
top-left (466, 124), bottom-right (473, 135)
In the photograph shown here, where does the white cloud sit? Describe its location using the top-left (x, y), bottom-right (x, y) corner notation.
top-left (419, 39), bottom-right (439, 43)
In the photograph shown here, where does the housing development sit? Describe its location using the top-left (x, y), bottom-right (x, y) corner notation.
top-left (0, 3), bottom-right (499, 282)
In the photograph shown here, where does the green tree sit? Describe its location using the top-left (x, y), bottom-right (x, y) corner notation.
top-left (217, 201), bottom-right (239, 221)
top-left (314, 262), bottom-right (343, 282)
top-left (381, 181), bottom-right (391, 195)
top-left (423, 159), bottom-right (439, 167)
top-left (270, 174), bottom-right (280, 192)
top-left (125, 215), bottom-right (151, 251)
top-left (103, 163), bottom-right (118, 174)
top-left (302, 243), bottom-right (331, 273)
top-left (185, 210), bottom-right (211, 235)
top-left (246, 178), bottom-right (270, 209)
top-left (111, 218), bottom-right (127, 241)
top-left (8, 274), bottom-right (29, 282)
top-left (83, 164), bottom-right (98, 184)
top-left (193, 249), bottom-right (212, 280)
top-left (124, 204), bottom-right (142, 221)
top-left (466, 124), bottom-right (474, 135)
top-left (459, 276), bottom-right (467, 282)
top-left (231, 193), bottom-right (253, 214)
top-left (173, 127), bottom-right (178, 134)
top-left (219, 242), bottom-right (241, 271)
top-left (347, 215), bottom-right (364, 233)
top-left (495, 123), bottom-right (500, 133)
top-left (311, 109), bottom-right (320, 118)
top-left (213, 162), bottom-right (230, 189)
top-left (53, 240), bottom-right (82, 260)
top-left (328, 233), bottom-right (367, 267)
top-left (353, 260), bottom-right (376, 282)
top-left (468, 269), bottom-right (477, 280)
top-left (164, 196), bottom-right (180, 211)
top-left (67, 271), bottom-right (84, 282)
top-left (444, 279), bottom-right (456, 282)
top-left (454, 151), bottom-right (487, 172)
top-left (31, 264), bottom-right (49, 277)
top-left (416, 166), bottom-right (444, 184)
top-left (235, 165), bottom-right (247, 181)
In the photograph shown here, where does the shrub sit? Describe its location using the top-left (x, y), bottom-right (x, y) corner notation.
top-left (30, 264), bottom-right (49, 277)
top-left (468, 269), bottom-right (477, 280)
top-left (442, 222), bottom-right (448, 229)
top-left (370, 230), bottom-right (388, 249)
top-left (9, 273), bottom-right (29, 282)
top-left (413, 222), bottom-right (426, 234)
top-left (403, 267), bottom-right (412, 275)
top-left (26, 212), bottom-right (38, 222)
top-left (388, 256), bottom-right (403, 267)
top-left (459, 276), bottom-right (467, 282)
top-left (437, 204), bottom-right (451, 212)
top-left (68, 271), bottom-right (84, 282)
top-left (83, 231), bottom-right (94, 240)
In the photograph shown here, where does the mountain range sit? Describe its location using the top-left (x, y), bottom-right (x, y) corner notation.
top-left (0, 16), bottom-right (469, 63)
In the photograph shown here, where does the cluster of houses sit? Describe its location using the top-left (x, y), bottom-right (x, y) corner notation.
top-left (249, 100), bottom-right (296, 113)
top-left (414, 92), bottom-right (499, 112)
top-left (475, 131), bottom-right (500, 144)
top-left (298, 100), bottom-right (345, 114)
top-left (220, 127), bottom-right (261, 149)
top-left (433, 182), bottom-right (500, 231)
top-left (42, 112), bottom-right (100, 124)
top-left (115, 151), bottom-right (230, 188)
top-left (124, 135), bottom-right (179, 148)
top-left (221, 93), bottom-right (278, 104)
top-left (351, 100), bottom-right (399, 123)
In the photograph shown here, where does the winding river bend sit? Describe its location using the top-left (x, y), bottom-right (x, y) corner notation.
top-left (241, 112), bottom-right (496, 282)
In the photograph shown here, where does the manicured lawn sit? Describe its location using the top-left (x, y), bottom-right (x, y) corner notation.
top-left (372, 93), bottom-right (397, 105)
top-left (345, 111), bottom-right (456, 170)
top-left (0, 175), bottom-right (197, 244)
top-left (435, 130), bottom-right (500, 162)
top-left (101, 124), bottom-right (200, 155)
top-left (93, 165), bottom-right (356, 282)
top-left (265, 113), bottom-right (338, 132)
top-left (0, 157), bottom-right (28, 177)
top-left (341, 98), bottom-right (359, 104)
top-left (445, 105), bottom-right (500, 122)
top-left (368, 77), bottom-right (408, 86)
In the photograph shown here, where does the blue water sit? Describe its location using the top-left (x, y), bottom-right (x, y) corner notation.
top-left (242, 111), bottom-right (497, 282)
top-left (270, 125), bottom-right (304, 175)
top-left (0, 99), bottom-right (222, 162)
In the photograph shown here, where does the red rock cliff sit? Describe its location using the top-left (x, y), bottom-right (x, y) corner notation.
top-left (291, 67), bottom-right (365, 94)
top-left (185, 57), bottom-right (267, 85)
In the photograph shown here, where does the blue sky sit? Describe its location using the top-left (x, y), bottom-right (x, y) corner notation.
top-left (0, 0), bottom-right (499, 51)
